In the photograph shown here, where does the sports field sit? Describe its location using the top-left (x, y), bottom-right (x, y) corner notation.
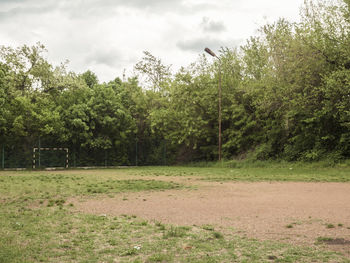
top-left (1, 166), bottom-right (350, 262)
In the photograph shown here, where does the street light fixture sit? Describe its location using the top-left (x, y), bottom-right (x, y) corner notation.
top-left (204, 47), bottom-right (222, 162)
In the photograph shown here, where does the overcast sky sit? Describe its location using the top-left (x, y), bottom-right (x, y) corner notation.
top-left (0, 0), bottom-right (305, 82)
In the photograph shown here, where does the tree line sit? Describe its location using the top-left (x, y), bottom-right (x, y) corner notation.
top-left (1, 0), bottom-right (350, 167)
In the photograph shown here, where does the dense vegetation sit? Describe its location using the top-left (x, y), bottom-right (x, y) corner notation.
top-left (1, 0), bottom-right (350, 167)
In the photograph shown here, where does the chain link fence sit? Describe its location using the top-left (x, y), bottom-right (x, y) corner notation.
top-left (1, 138), bottom-right (169, 169)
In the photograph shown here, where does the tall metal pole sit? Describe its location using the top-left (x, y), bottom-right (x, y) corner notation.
top-left (218, 62), bottom-right (222, 162)
top-left (204, 47), bottom-right (222, 162)
top-left (38, 137), bottom-right (41, 168)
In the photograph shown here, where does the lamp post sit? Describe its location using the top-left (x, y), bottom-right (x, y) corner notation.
top-left (204, 47), bottom-right (222, 162)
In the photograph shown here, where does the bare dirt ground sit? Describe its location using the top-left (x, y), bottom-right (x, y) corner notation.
top-left (72, 177), bottom-right (350, 256)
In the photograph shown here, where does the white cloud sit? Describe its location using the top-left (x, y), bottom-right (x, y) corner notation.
top-left (0, 0), bottom-right (305, 82)
top-left (200, 17), bottom-right (226, 33)
top-left (177, 37), bottom-right (242, 53)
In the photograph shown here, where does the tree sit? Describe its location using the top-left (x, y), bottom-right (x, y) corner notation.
top-left (0, 43), bottom-right (53, 94)
top-left (81, 70), bottom-right (98, 88)
top-left (134, 51), bottom-right (171, 92)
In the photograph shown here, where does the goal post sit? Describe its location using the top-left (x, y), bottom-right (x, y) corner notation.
top-left (33, 147), bottom-right (69, 169)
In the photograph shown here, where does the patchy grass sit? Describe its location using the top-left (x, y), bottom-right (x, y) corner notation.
top-left (0, 171), bottom-right (182, 203)
top-left (202, 224), bottom-right (215, 231)
top-left (212, 231), bottom-right (224, 239)
top-left (128, 165), bottom-right (350, 182)
top-left (0, 204), bottom-right (347, 263)
top-left (0, 168), bottom-right (349, 262)
top-left (163, 226), bottom-right (190, 239)
top-left (317, 237), bottom-right (335, 244)
top-left (316, 237), bottom-right (350, 246)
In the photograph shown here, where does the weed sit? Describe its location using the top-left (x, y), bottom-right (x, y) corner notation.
top-left (109, 223), bottom-right (119, 230)
top-left (157, 223), bottom-right (166, 231)
top-left (326, 224), bottom-right (335, 229)
top-left (202, 224), bottom-right (215, 231)
top-left (317, 237), bottom-right (334, 243)
top-left (212, 231), bottom-right (224, 239)
top-left (121, 248), bottom-right (138, 256)
top-left (286, 224), bottom-right (294, 228)
top-left (146, 253), bottom-right (172, 262)
top-left (55, 199), bottom-right (65, 206)
top-left (163, 226), bottom-right (188, 238)
top-left (108, 239), bottom-right (117, 246)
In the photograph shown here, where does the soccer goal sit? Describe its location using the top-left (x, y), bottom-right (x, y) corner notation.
top-left (32, 148), bottom-right (69, 169)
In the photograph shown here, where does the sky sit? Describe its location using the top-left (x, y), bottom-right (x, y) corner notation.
top-left (0, 0), bottom-right (305, 82)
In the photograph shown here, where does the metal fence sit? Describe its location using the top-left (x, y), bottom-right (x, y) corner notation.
top-left (0, 139), bottom-right (169, 169)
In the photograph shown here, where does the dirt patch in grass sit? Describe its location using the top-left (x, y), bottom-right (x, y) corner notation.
top-left (72, 180), bottom-right (350, 256)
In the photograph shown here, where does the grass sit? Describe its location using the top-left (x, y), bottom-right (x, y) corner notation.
top-left (317, 237), bottom-right (335, 243)
top-left (1, 204), bottom-right (347, 263)
top-left (316, 237), bottom-right (350, 246)
top-left (0, 167), bottom-right (349, 262)
top-left (0, 171), bottom-right (182, 202)
top-left (212, 231), bottom-right (224, 239)
top-left (129, 165), bottom-right (350, 182)
top-left (163, 226), bottom-right (190, 238)
top-left (202, 224), bottom-right (215, 231)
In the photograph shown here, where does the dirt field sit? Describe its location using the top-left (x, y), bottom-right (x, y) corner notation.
top-left (72, 176), bottom-right (350, 256)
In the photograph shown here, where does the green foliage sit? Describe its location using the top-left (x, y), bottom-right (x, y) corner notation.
top-left (80, 70), bottom-right (98, 88)
top-left (2, 0), bottom-right (350, 165)
top-left (134, 51), bottom-right (171, 92)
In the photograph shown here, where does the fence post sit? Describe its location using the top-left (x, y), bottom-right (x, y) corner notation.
top-left (1, 144), bottom-right (4, 169)
top-left (135, 138), bottom-right (138, 166)
top-left (66, 148), bottom-right (69, 169)
top-left (163, 140), bottom-right (166, 166)
top-left (104, 150), bottom-right (107, 167)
